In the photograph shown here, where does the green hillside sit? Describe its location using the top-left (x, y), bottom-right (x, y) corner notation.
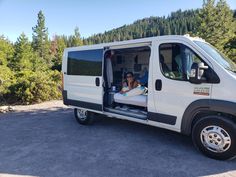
top-left (84, 10), bottom-right (199, 45)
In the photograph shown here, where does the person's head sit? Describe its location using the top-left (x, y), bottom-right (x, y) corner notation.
top-left (126, 72), bottom-right (134, 82)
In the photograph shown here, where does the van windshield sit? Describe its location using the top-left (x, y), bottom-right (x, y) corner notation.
top-left (194, 41), bottom-right (236, 73)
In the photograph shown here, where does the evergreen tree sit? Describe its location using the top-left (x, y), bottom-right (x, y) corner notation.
top-left (83, 9), bottom-right (197, 44)
top-left (51, 35), bottom-right (67, 70)
top-left (11, 33), bottom-right (46, 72)
top-left (12, 33), bottom-right (34, 71)
top-left (197, 0), bottom-right (235, 52)
top-left (32, 10), bottom-right (51, 65)
top-left (0, 36), bottom-right (14, 66)
top-left (0, 36), bottom-right (15, 102)
top-left (67, 27), bottom-right (83, 47)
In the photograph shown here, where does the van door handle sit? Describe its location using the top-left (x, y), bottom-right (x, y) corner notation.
top-left (95, 77), bottom-right (100, 87)
top-left (155, 79), bottom-right (162, 91)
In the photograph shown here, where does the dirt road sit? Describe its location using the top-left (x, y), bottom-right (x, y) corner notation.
top-left (0, 101), bottom-right (235, 177)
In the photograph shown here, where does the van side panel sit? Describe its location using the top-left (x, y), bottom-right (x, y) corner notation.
top-left (63, 90), bottom-right (102, 111)
top-left (62, 48), bottom-right (104, 110)
top-left (149, 39), bottom-right (213, 132)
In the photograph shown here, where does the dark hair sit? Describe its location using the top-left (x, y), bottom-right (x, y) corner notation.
top-left (125, 72), bottom-right (136, 88)
top-left (126, 72), bottom-right (134, 78)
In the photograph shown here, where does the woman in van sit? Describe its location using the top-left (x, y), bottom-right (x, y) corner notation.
top-left (120, 72), bottom-right (139, 94)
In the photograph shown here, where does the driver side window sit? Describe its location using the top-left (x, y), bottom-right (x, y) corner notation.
top-left (159, 43), bottom-right (204, 81)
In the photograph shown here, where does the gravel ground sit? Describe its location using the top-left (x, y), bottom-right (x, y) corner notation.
top-left (12, 100), bottom-right (68, 112)
top-left (0, 101), bottom-right (235, 177)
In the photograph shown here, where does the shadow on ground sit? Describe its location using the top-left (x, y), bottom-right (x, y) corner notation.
top-left (0, 108), bottom-right (235, 177)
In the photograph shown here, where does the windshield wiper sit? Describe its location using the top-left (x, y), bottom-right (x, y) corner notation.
top-left (226, 68), bottom-right (236, 74)
top-left (226, 67), bottom-right (233, 72)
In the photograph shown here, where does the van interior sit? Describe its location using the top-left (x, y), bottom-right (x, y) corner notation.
top-left (103, 46), bottom-right (151, 120)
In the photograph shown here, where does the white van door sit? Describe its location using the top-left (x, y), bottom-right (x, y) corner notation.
top-left (149, 40), bottom-right (214, 131)
top-left (63, 48), bottom-right (104, 112)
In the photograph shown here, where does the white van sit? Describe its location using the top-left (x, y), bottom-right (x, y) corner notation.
top-left (62, 35), bottom-right (236, 160)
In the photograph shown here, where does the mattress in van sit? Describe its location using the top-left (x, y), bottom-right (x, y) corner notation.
top-left (114, 93), bottom-right (147, 107)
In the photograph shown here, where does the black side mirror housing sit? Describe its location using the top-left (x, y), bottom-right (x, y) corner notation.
top-left (189, 62), bottom-right (208, 84)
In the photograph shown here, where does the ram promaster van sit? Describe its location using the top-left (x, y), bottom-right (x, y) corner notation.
top-left (62, 35), bottom-right (236, 160)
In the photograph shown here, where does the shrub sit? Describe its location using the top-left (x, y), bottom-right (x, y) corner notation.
top-left (9, 70), bottom-right (61, 104)
top-left (0, 65), bottom-right (15, 104)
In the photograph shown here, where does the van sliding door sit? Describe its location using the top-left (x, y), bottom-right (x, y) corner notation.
top-left (63, 48), bottom-right (104, 111)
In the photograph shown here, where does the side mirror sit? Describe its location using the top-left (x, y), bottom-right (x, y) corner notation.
top-left (189, 62), bottom-right (208, 84)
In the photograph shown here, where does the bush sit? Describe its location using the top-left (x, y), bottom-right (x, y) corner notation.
top-left (0, 65), bottom-right (15, 105)
top-left (9, 70), bottom-right (61, 104)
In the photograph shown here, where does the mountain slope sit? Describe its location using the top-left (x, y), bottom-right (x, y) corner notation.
top-left (84, 9), bottom-right (199, 44)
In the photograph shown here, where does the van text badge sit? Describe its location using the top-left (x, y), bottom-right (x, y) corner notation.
top-left (193, 87), bottom-right (210, 96)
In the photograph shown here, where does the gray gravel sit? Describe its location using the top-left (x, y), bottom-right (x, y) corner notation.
top-left (0, 102), bottom-right (235, 177)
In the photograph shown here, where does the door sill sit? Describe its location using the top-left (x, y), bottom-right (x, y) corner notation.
top-left (104, 107), bottom-right (147, 120)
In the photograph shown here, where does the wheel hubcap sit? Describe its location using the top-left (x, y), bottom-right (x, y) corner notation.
top-left (77, 109), bottom-right (87, 120)
top-left (200, 125), bottom-right (231, 153)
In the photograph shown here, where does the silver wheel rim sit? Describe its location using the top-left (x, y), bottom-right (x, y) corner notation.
top-left (77, 109), bottom-right (87, 120)
top-left (200, 125), bottom-right (231, 153)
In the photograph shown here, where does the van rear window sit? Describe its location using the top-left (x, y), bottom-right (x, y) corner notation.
top-left (67, 49), bottom-right (103, 76)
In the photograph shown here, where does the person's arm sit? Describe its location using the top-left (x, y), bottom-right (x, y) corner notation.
top-left (120, 82), bottom-right (129, 94)
top-left (133, 80), bottom-right (139, 88)
top-left (120, 90), bottom-right (129, 94)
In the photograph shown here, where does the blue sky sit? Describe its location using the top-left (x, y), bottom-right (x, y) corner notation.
top-left (0, 0), bottom-right (236, 42)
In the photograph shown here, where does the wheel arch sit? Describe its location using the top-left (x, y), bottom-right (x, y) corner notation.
top-left (181, 99), bottom-right (236, 135)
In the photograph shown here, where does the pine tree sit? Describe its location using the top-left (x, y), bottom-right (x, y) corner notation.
top-left (12, 33), bottom-right (34, 71)
top-left (67, 27), bottom-right (83, 47)
top-left (51, 35), bottom-right (66, 70)
top-left (12, 33), bottom-right (47, 72)
top-left (197, 0), bottom-right (235, 52)
top-left (32, 10), bottom-right (50, 65)
top-left (0, 36), bottom-right (14, 66)
top-left (0, 36), bottom-right (15, 99)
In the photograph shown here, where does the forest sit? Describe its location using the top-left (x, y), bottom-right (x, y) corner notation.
top-left (0, 0), bottom-right (235, 105)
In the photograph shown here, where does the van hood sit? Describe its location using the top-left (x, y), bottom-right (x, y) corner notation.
top-left (229, 70), bottom-right (236, 79)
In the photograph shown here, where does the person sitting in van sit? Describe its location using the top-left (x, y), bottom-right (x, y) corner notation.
top-left (120, 72), bottom-right (139, 94)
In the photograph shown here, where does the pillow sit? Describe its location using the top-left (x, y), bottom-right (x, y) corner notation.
top-left (123, 86), bottom-right (146, 97)
top-left (122, 86), bottom-right (129, 92)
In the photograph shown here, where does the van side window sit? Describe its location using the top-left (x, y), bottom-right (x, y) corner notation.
top-left (67, 49), bottom-right (103, 76)
top-left (159, 43), bottom-right (207, 81)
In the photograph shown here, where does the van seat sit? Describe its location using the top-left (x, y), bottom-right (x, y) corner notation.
top-left (114, 93), bottom-right (147, 107)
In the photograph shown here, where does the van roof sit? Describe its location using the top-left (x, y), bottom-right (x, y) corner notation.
top-left (64, 35), bottom-right (205, 51)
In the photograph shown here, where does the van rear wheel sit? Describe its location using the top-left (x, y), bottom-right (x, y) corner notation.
top-left (192, 116), bottom-right (236, 160)
top-left (74, 108), bottom-right (94, 125)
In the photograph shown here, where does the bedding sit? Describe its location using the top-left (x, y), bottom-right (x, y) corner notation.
top-left (114, 93), bottom-right (147, 107)
top-left (123, 86), bottom-right (146, 97)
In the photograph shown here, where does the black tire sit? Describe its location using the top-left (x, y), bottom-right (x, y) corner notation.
top-left (74, 108), bottom-right (94, 125)
top-left (192, 116), bottom-right (236, 160)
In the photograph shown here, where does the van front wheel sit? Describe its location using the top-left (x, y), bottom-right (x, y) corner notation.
top-left (192, 116), bottom-right (236, 160)
top-left (74, 108), bottom-right (94, 125)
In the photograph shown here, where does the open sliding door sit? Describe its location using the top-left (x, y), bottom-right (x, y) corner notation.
top-left (63, 48), bottom-right (104, 112)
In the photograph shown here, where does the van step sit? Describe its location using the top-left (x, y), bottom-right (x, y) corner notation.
top-left (104, 107), bottom-right (147, 120)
